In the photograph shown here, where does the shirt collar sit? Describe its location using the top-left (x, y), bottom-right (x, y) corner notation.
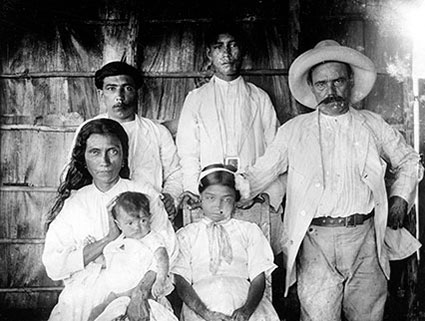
top-left (213, 75), bottom-right (243, 87)
top-left (92, 177), bottom-right (124, 196)
top-left (202, 216), bottom-right (232, 226)
top-left (320, 108), bottom-right (352, 125)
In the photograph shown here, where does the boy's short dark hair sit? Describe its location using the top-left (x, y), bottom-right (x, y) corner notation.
top-left (112, 191), bottom-right (150, 219)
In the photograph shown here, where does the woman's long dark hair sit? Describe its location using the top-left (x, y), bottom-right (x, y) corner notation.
top-left (45, 118), bottom-right (130, 230)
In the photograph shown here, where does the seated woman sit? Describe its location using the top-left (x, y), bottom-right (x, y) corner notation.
top-left (42, 118), bottom-right (177, 321)
top-left (172, 164), bottom-right (280, 321)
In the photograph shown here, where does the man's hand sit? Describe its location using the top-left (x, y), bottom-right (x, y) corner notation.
top-left (178, 191), bottom-right (202, 210)
top-left (126, 289), bottom-right (150, 321)
top-left (161, 193), bottom-right (177, 221)
top-left (387, 196), bottom-right (408, 230)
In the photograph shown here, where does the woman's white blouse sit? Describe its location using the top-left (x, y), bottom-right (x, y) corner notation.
top-left (42, 178), bottom-right (177, 282)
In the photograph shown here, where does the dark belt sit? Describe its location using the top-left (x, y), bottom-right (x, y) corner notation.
top-left (311, 211), bottom-right (374, 227)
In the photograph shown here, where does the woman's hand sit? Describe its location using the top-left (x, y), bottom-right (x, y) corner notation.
top-left (204, 310), bottom-right (232, 321)
top-left (175, 274), bottom-right (231, 321)
top-left (93, 254), bottom-right (106, 268)
top-left (230, 272), bottom-right (265, 321)
top-left (151, 277), bottom-right (166, 298)
top-left (106, 197), bottom-right (120, 241)
top-left (231, 307), bottom-right (251, 321)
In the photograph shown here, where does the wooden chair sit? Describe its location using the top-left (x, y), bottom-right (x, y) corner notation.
top-left (182, 193), bottom-right (273, 300)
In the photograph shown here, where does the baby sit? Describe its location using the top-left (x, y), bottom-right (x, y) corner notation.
top-left (88, 191), bottom-right (175, 321)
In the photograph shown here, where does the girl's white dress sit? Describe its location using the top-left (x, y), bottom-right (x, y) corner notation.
top-left (172, 218), bottom-right (280, 321)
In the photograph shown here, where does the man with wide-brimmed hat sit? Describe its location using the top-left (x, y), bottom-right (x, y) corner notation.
top-left (238, 40), bottom-right (423, 320)
top-left (67, 61), bottom-right (182, 220)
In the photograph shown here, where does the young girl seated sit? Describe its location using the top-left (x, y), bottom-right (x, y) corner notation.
top-left (88, 191), bottom-right (177, 321)
top-left (172, 164), bottom-right (280, 321)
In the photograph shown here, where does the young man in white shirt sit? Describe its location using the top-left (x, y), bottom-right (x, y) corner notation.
top-left (176, 25), bottom-right (285, 256)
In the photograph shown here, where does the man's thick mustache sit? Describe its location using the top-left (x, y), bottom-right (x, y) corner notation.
top-left (113, 103), bottom-right (131, 108)
top-left (318, 95), bottom-right (345, 106)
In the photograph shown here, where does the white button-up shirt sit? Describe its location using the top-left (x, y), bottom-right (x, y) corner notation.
top-left (317, 112), bottom-right (374, 217)
top-left (176, 75), bottom-right (285, 209)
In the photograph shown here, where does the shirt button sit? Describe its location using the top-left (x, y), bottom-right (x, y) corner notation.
top-left (315, 182), bottom-right (321, 188)
top-left (300, 210), bottom-right (306, 216)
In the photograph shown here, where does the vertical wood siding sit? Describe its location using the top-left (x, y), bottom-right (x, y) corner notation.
top-left (0, 0), bottom-right (421, 318)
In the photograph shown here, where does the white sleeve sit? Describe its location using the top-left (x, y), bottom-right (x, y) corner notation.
top-left (176, 91), bottom-right (202, 194)
top-left (157, 123), bottom-right (183, 201)
top-left (246, 223), bottom-right (277, 281)
top-left (42, 214), bottom-right (85, 281)
top-left (141, 189), bottom-right (179, 266)
top-left (245, 125), bottom-right (289, 201)
top-left (260, 92), bottom-right (280, 146)
top-left (170, 227), bottom-right (193, 284)
top-left (259, 91), bottom-right (287, 209)
top-left (376, 116), bottom-right (424, 208)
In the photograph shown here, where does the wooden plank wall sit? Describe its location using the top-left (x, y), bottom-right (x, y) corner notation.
top-left (299, 0), bottom-right (412, 134)
top-left (0, 0), bottom-right (296, 313)
top-left (0, 0), bottom-right (141, 312)
top-left (140, 21), bottom-right (297, 125)
top-left (0, 0), bottom-right (422, 319)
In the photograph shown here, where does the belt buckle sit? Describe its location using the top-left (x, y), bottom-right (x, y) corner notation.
top-left (345, 215), bottom-right (356, 228)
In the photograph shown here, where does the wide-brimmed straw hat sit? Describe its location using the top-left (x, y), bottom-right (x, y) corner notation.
top-left (288, 40), bottom-right (377, 108)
